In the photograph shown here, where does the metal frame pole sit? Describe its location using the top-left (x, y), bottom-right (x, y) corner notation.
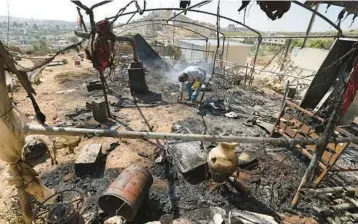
top-left (23, 124), bottom-right (358, 146)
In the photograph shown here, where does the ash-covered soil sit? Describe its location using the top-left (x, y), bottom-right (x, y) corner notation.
top-left (0, 55), bottom-right (335, 224)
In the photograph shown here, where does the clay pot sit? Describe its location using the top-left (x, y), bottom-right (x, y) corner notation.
top-left (207, 142), bottom-right (238, 182)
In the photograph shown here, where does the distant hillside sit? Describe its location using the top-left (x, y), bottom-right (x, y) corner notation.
top-left (0, 16), bottom-right (76, 26)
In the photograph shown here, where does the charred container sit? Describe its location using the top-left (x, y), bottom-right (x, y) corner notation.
top-left (98, 165), bottom-right (153, 221)
top-left (128, 61), bottom-right (148, 93)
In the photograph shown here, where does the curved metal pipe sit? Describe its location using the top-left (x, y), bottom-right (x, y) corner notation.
top-left (75, 31), bottom-right (139, 62)
top-left (292, 1), bottom-right (342, 35)
top-left (112, 7), bottom-right (260, 73)
top-left (113, 18), bottom-right (226, 57)
top-left (115, 7), bottom-right (261, 37)
top-left (117, 22), bottom-right (208, 40)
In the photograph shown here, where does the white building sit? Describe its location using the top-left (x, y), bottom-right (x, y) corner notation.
top-left (178, 39), bottom-right (251, 66)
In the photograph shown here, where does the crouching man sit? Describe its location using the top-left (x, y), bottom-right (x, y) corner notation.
top-left (178, 66), bottom-right (207, 102)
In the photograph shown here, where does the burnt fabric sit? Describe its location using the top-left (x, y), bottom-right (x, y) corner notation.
top-left (257, 1), bottom-right (291, 20)
top-left (341, 55), bottom-right (358, 116)
top-left (93, 20), bottom-right (115, 72)
top-left (238, 1), bottom-right (291, 20)
top-left (180, 1), bottom-right (191, 9)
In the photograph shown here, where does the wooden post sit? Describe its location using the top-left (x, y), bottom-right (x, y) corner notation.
top-left (0, 57), bottom-right (33, 224)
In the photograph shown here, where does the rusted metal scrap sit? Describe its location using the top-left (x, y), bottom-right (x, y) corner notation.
top-left (98, 165), bottom-right (153, 221)
top-left (305, 1), bottom-right (358, 26)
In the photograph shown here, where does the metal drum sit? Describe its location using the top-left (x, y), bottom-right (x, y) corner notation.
top-left (98, 165), bottom-right (153, 221)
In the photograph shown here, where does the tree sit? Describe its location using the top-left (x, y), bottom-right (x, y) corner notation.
top-left (69, 36), bottom-right (79, 44)
top-left (38, 40), bottom-right (48, 51)
top-left (32, 40), bottom-right (49, 52)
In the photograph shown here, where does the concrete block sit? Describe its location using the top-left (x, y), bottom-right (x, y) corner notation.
top-left (92, 100), bottom-right (108, 122)
top-left (87, 81), bottom-right (103, 92)
top-left (75, 144), bottom-right (102, 176)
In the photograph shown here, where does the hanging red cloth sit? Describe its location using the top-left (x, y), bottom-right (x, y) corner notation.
top-left (92, 20), bottom-right (115, 72)
top-left (341, 55), bottom-right (358, 116)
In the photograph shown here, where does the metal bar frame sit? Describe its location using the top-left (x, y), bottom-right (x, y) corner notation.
top-left (225, 35), bottom-right (358, 39)
top-left (292, 1), bottom-right (342, 36)
top-left (23, 124), bottom-right (358, 146)
top-left (115, 18), bottom-right (227, 64)
top-left (117, 22), bottom-right (209, 40)
top-left (113, 18), bottom-right (226, 51)
top-left (115, 7), bottom-right (261, 37)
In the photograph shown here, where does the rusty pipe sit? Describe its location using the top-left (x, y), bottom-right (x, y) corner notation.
top-left (330, 203), bottom-right (356, 212)
top-left (74, 31), bottom-right (139, 62)
top-left (23, 124), bottom-right (358, 146)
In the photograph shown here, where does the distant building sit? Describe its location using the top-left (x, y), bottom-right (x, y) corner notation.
top-left (227, 24), bottom-right (247, 32)
top-left (179, 39), bottom-right (251, 65)
top-left (260, 37), bottom-right (286, 45)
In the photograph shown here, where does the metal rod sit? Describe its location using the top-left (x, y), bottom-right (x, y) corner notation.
top-left (167, 0), bottom-right (212, 21)
top-left (113, 8), bottom-right (261, 37)
top-left (99, 71), bottom-right (111, 117)
top-left (344, 197), bottom-right (358, 209)
top-left (75, 31), bottom-right (139, 62)
top-left (281, 81), bottom-right (290, 109)
top-left (126, 12), bottom-right (137, 24)
top-left (114, 19), bottom-right (220, 35)
top-left (292, 1), bottom-right (341, 35)
top-left (249, 37), bottom-right (261, 85)
top-left (118, 22), bottom-right (208, 40)
top-left (174, 46), bottom-right (213, 53)
top-left (302, 4), bottom-right (319, 48)
top-left (76, 7), bottom-right (88, 33)
top-left (23, 124), bottom-right (358, 146)
top-left (330, 203), bottom-right (355, 212)
top-left (225, 35), bottom-right (357, 39)
top-left (303, 186), bottom-right (357, 196)
top-left (280, 39), bottom-right (292, 71)
top-left (113, 19), bottom-right (226, 50)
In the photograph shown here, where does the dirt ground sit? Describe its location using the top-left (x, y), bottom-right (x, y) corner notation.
top-left (0, 53), bottom-right (320, 223)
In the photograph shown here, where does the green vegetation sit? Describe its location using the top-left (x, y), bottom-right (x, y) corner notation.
top-left (223, 31), bottom-right (257, 37)
top-left (69, 36), bottom-right (79, 44)
top-left (31, 40), bottom-right (54, 53)
top-left (163, 45), bottom-right (182, 60)
top-left (291, 39), bottom-right (334, 50)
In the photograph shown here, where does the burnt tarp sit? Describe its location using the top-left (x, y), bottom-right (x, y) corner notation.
top-left (132, 34), bottom-right (169, 70)
top-left (300, 39), bottom-right (357, 109)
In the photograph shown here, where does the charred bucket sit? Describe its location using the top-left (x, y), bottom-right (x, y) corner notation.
top-left (98, 165), bottom-right (153, 221)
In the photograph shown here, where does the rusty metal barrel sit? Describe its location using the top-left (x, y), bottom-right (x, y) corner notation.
top-left (98, 165), bottom-right (153, 221)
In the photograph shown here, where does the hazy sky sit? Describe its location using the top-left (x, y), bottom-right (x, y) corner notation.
top-left (0, 0), bottom-right (357, 32)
